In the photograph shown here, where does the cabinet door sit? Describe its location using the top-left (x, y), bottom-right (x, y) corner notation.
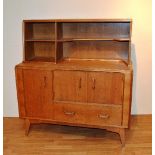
top-left (53, 71), bottom-right (87, 102)
top-left (87, 72), bottom-right (124, 105)
top-left (23, 69), bottom-right (53, 118)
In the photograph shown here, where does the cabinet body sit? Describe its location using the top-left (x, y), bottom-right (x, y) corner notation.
top-left (16, 66), bottom-right (132, 128)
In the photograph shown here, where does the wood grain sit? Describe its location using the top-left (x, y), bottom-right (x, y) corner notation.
top-left (22, 69), bottom-right (54, 119)
top-left (53, 103), bottom-right (122, 126)
top-left (17, 60), bottom-right (130, 72)
top-left (16, 19), bottom-right (133, 147)
top-left (53, 70), bottom-right (87, 102)
top-left (3, 115), bottom-right (152, 155)
top-left (87, 72), bottom-right (124, 105)
top-left (15, 67), bottom-right (26, 118)
top-left (62, 22), bottom-right (130, 39)
top-left (63, 41), bottom-right (129, 61)
top-left (23, 19), bottom-right (131, 64)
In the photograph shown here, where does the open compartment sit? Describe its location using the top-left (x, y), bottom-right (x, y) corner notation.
top-left (61, 41), bottom-right (129, 62)
top-left (61, 22), bottom-right (130, 40)
top-left (24, 41), bottom-right (55, 62)
top-left (24, 22), bottom-right (55, 40)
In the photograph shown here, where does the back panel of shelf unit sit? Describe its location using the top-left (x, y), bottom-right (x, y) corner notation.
top-left (62, 41), bottom-right (129, 61)
top-left (24, 22), bottom-right (55, 40)
top-left (25, 42), bottom-right (55, 61)
top-left (61, 22), bottom-right (130, 39)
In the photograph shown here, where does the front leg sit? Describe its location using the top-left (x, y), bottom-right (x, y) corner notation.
top-left (119, 128), bottom-right (125, 147)
top-left (25, 119), bottom-right (31, 136)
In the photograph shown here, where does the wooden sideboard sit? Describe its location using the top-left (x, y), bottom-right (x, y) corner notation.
top-left (15, 19), bottom-right (133, 146)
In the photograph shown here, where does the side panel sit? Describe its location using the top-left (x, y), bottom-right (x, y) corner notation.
top-left (15, 67), bottom-right (26, 118)
top-left (122, 71), bottom-right (133, 127)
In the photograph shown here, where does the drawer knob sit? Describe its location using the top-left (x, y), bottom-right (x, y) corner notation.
top-left (64, 111), bottom-right (75, 116)
top-left (98, 114), bottom-right (109, 119)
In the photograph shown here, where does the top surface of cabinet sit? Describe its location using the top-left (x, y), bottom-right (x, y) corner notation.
top-left (23, 19), bottom-right (132, 69)
top-left (23, 19), bottom-right (132, 22)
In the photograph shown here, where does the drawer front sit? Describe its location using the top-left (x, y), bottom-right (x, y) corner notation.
top-left (54, 103), bottom-right (122, 126)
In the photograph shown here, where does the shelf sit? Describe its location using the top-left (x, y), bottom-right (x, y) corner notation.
top-left (27, 57), bottom-right (55, 62)
top-left (25, 39), bottom-right (55, 42)
top-left (57, 38), bottom-right (130, 42)
top-left (25, 38), bottom-right (130, 42)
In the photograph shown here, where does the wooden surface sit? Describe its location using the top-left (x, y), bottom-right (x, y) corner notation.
top-left (54, 71), bottom-right (87, 102)
top-left (16, 60), bottom-right (130, 71)
top-left (87, 72), bottom-right (124, 104)
top-left (53, 103), bottom-right (122, 126)
top-left (22, 69), bottom-right (53, 119)
top-left (63, 41), bottom-right (129, 61)
top-left (23, 19), bottom-right (131, 64)
top-left (23, 19), bottom-right (132, 22)
top-left (4, 115), bottom-right (152, 155)
top-left (16, 19), bottom-right (133, 147)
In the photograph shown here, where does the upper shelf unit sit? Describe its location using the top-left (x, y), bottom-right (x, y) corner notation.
top-left (23, 19), bottom-right (132, 64)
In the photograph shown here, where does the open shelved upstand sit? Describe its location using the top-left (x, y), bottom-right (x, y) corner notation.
top-left (23, 19), bottom-right (132, 68)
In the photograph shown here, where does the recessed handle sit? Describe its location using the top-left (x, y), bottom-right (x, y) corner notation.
top-left (79, 78), bottom-right (82, 89)
top-left (92, 78), bottom-right (96, 89)
top-left (98, 114), bottom-right (109, 119)
top-left (64, 111), bottom-right (75, 116)
top-left (44, 76), bottom-right (47, 88)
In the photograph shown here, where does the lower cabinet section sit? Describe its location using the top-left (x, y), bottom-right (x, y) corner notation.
top-left (53, 103), bottom-right (122, 126)
top-left (15, 66), bottom-right (132, 146)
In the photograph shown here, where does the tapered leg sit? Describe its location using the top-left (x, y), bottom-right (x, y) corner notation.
top-left (25, 119), bottom-right (31, 136)
top-left (104, 127), bottom-right (125, 147)
top-left (119, 128), bottom-right (125, 147)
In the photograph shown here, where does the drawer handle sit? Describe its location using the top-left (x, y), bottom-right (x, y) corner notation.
top-left (64, 111), bottom-right (75, 116)
top-left (98, 114), bottom-right (109, 119)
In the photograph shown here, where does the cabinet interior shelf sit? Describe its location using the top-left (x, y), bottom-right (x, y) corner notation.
top-left (57, 38), bottom-right (130, 42)
top-left (25, 39), bottom-right (55, 42)
top-left (27, 57), bottom-right (55, 62)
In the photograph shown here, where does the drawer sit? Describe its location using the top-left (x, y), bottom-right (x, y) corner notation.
top-left (85, 104), bottom-right (122, 126)
top-left (54, 103), bottom-right (122, 126)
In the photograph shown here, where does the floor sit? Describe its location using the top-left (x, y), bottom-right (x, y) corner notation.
top-left (3, 115), bottom-right (152, 155)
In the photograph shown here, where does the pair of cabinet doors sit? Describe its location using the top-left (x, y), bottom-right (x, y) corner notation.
top-left (23, 69), bottom-right (124, 118)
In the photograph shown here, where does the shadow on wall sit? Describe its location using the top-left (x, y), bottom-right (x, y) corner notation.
top-left (131, 43), bottom-right (137, 114)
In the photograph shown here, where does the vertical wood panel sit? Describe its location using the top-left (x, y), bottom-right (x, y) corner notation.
top-left (53, 71), bottom-right (87, 102)
top-left (122, 71), bottom-right (133, 127)
top-left (23, 69), bottom-right (53, 119)
top-left (87, 72), bottom-right (124, 105)
top-left (15, 67), bottom-right (26, 118)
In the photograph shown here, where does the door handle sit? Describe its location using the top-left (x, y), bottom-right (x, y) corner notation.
top-left (79, 78), bottom-right (82, 89)
top-left (92, 78), bottom-right (96, 89)
top-left (44, 76), bottom-right (47, 88)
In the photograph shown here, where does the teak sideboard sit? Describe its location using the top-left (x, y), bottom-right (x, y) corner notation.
top-left (15, 19), bottom-right (133, 146)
